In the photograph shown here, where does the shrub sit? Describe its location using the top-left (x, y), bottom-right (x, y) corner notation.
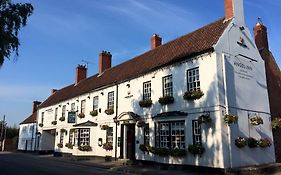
top-left (183, 90), bottom-right (204, 101)
top-left (224, 114), bottom-right (238, 125)
top-left (247, 137), bottom-right (258, 148)
top-left (105, 109), bottom-right (114, 115)
top-left (249, 115), bottom-right (263, 126)
top-left (139, 99), bottom-right (153, 108)
top-left (90, 110), bottom-right (98, 117)
top-left (78, 113), bottom-right (85, 118)
top-left (51, 121), bottom-right (57, 125)
top-left (170, 148), bottom-right (186, 157)
top-left (235, 137), bottom-right (247, 148)
top-left (57, 143), bottom-right (63, 148)
top-left (158, 96), bottom-right (174, 105)
top-left (65, 143), bottom-right (73, 149)
top-left (188, 144), bottom-right (205, 156)
top-left (103, 143), bottom-right (113, 151)
top-left (258, 138), bottom-right (271, 148)
top-left (198, 114), bottom-right (212, 124)
top-left (78, 145), bottom-right (92, 151)
top-left (59, 116), bottom-right (65, 121)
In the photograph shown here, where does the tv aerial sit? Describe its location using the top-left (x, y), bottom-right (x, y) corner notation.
top-left (81, 59), bottom-right (94, 68)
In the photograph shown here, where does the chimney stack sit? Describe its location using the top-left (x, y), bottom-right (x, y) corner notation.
top-left (99, 51), bottom-right (112, 74)
top-left (76, 64), bottom-right (87, 84)
top-left (52, 89), bottom-right (57, 94)
top-left (254, 19), bottom-right (269, 51)
top-left (32, 101), bottom-right (41, 114)
top-left (224, 0), bottom-right (245, 25)
top-left (151, 34), bottom-right (162, 49)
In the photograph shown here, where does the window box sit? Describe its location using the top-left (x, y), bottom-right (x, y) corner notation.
top-left (90, 110), bottom-right (98, 117)
top-left (137, 120), bottom-right (145, 128)
top-left (198, 113), bottom-right (211, 124)
top-left (154, 147), bottom-right (170, 157)
top-left (139, 99), bottom-right (152, 108)
top-left (258, 138), bottom-right (271, 148)
top-left (60, 128), bottom-right (67, 133)
top-left (65, 143), bottom-right (73, 149)
top-left (101, 125), bottom-right (109, 130)
top-left (78, 145), bottom-right (92, 152)
top-left (183, 90), bottom-right (204, 101)
top-left (247, 137), bottom-right (258, 148)
top-left (188, 144), bottom-right (205, 156)
top-left (39, 123), bottom-right (43, 127)
top-left (57, 143), bottom-right (63, 148)
top-left (78, 113), bottom-right (85, 118)
top-left (139, 144), bottom-right (150, 153)
top-left (272, 118), bottom-right (281, 129)
top-left (51, 121), bottom-right (57, 125)
top-left (59, 116), bottom-right (65, 121)
top-left (103, 142), bottom-right (113, 151)
top-left (249, 115), bottom-right (263, 126)
top-left (235, 137), bottom-right (247, 148)
top-left (224, 114), bottom-right (238, 125)
top-left (158, 96), bottom-right (174, 105)
top-left (105, 109), bottom-right (114, 115)
top-left (170, 148), bottom-right (187, 157)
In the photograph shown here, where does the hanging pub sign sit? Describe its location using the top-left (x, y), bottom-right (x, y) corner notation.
top-left (68, 111), bottom-right (76, 123)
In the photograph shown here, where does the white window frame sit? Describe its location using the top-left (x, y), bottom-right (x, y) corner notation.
top-left (81, 100), bottom-right (86, 114)
top-left (163, 75), bottom-right (173, 97)
top-left (192, 120), bottom-right (202, 145)
top-left (62, 105), bottom-right (66, 118)
top-left (108, 92), bottom-right (114, 110)
top-left (187, 67), bottom-right (200, 92)
top-left (143, 81), bottom-right (151, 100)
top-left (93, 96), bottom-right (98, 111)
top-left (55, 108), bottom-right (58, 121)
top-left (106, 127), bottom-right (113, 144)
top-left (79, 128), bottom-right (90, 146)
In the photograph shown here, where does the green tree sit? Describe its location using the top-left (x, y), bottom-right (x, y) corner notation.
top-left (0, 0), bottom-right (33, 66)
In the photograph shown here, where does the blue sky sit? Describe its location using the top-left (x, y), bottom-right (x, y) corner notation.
top-left (0, 0), bottom-right (280, 126)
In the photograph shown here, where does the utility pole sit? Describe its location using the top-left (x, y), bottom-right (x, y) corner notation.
top-left (0, 115), bottom-right (6, 151)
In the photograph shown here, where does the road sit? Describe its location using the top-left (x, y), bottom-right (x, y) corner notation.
top-left (0, 152), bottom-right (122, 175)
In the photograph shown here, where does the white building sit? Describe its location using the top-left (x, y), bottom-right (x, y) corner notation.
top-left (18, 101), bottom-right (41, 151)
top-left (36, 0), bottom-right (275, 168)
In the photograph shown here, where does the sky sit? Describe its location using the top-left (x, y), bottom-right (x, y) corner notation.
top-left (0, 0), bottom-right (281, 126)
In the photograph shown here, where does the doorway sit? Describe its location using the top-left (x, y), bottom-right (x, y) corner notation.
top-left (120, 124), bottom-right (135, 160)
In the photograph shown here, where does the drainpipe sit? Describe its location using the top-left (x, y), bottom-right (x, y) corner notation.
top-left (114, 82), bottom-right (119, 161)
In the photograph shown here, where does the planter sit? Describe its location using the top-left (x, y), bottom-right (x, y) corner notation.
top-left (188, 144), bottom-right (205, 156)
top-left (258, 138), bottom-right (271, 148)
top-left (137, 120), bottom-right (145, 128)
top-left (183, 90), bottom-right (204, 101)
top-left (198, 113), bottom-right (211, 124)
top-left (65, 143), bottom-right (73, 149)
top-left (272, 118), bottom-right (281, 129)
top-left (170, 148), bottom-right (186, 157)
top-left (139, 99), bottom-right (152, 108)
top-left (158, 96), bottom-right (174, 105)
top-left (235, 137), bottom-right (247, 148)
top-left (101, 125), bottom-right (109, 130)
top-left (247, 137), bottom-right (258, 148)
top-left (105, 109), bottom-right (114, 115)
top-left (59, 116), bottom-right (65, 121)
top-left (78, 113), bottom-right (85, 118)
top-left (39, 123), bottom-right (43, 127)
top-left (224, 114), bottom-right (238, 125)
top-left (103, 142), bottom-right (113, 151)
top-left (78, 145), bottom-right (92, 152)
top-left (51, 121), bottom-right (57, 125)
top-left (60, 128), bottom-right (67, 133)
top-left (57, 143), bottom-right (63, 148)
top-left (90, 110), bottom-right (98, 117)
top-left (139, 144), bottom-right (149, 153)
top-left (249, 115), bottom-right (263, 126)
top-left (155, 147), bottom-right (170, 157)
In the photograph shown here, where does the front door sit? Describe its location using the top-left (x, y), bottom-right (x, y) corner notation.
top-left (126, 124), bottom-right (135, 160)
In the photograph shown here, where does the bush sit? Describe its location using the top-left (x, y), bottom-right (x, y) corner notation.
top-left (247, 137), bottom-right (258, 148)
top-left (78, 145), bottom-right (92, 151)
top-left (188, 144), bottom-right (205, 156)
top-left (105, 109), bottom-right (114, 115)
top-left (139, 99), bottom-right (153, 108)
top-left (90, 110), bottom-right (98, 117)
top-left (183, 90), bottom-right (204, 101)
top-left (158, 96), bottom-right (174, 105)
top-left (235, 137), bottom-right (247, 148)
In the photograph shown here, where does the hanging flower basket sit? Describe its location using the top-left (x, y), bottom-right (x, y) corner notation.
top-left (224, 114), bottom-right (238, 125)
top-left (51, 121), bottom-right (57, 125)
top-left (139, 99), bottom-right (153, 108)
top-left (154, 147), bottom-right (170, 157)
top-left (137, 120), bottom-right (145, 128)
top-left (59, 116), bottom-right (65, 121)
top-left (78, 113), bottom-right (85, 118)
top-left (247, 137), bottom-right (258, 148)
top-left (101, 125), bottom-right (109, 130)
top-left (198, 113), bottom-right (212, 124)
top-left (158, 96), bottom-right (174, 105)
top-left (170, 148), bottom-right (187, 157)
top-left (60, 128), bottom-right (67, 133)
top-left (57, 143), bottom-right (63, 148)
top-left (183, 90), bottom-right (204, 101)
top-left (78, 145), bottom-right (92, 152)
top-left (65, 143), bottom-right (73, 149)
top-left (103, 142), bottom-right (113, 151)
top-left (249, 115), bottom-right (263, 126)
top-left (39, 123), bottom-right (43, 127)
top-left (188, 144), bottom-right (205, 156)
top-left (272, 118), bottom-right (281, 129)
top-left (105, 109), bottom-right (114, 115)
top-left (90, 110), bottom-right (98, 117)
top-left (258, 138), bottom-right (271, 148)
top-left (235, 137), bottom-right (247, 148)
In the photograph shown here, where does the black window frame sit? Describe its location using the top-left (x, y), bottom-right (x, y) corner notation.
top-left (187, 67), bottom-right (200, 92)
top-left (144, 124), bottom-right (150, 145)
top-left (162, 75), bottom-right (173, 97)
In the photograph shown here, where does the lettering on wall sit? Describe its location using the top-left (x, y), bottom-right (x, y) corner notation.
top-left (233, 61), bottom-right (253, 80)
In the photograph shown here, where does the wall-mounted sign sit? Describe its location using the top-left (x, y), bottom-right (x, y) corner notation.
top-left (68, 112), bottom-right (76, 123)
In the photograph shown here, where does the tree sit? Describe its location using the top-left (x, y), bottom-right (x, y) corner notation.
top-left (0, 0), bottom-right (33, 66)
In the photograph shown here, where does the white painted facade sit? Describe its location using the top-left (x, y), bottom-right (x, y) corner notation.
top-left (36, 3), bottom-right (275, 168)
top-left (18, 123), bottom-right (37, 151)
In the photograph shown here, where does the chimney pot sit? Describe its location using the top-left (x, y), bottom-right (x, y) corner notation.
top-left (99, 51), bottom-right (112, 74)
top-left (151, 34), bottom-right (162, 49)
top-left (32, 101), bottom-right (41, 114)
top-left (52, 89), bottom-right (58, 94)
top-left (76, 64), bottom-right (87, 84)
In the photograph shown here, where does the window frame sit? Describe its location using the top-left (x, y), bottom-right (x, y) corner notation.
top-left (41, 112), bottom-right (44, 124)
top-left (162, 75), bottom-right (173, 97)
top-left (144, 124), bottom-right (150, 145)
top-left (73, 128), bottom-right (90, 146)
top-left (81, 99), bottom-right (86, 114)
top-left (71, 103), bottom-right (76, 112)
top-left (106, 127), bottom-right (113, 144)
top-left (192, 120), bottom-right (202, 145)
top-left (62, 105), bottom-right (66, 118)
top-left (107, 91), bottom-right (114, 110)
top-left (55, 107), bottom-right (58, 121)
top-left (93, 96), bottom-right (99, 111)
top-left (187, 67), bottom-right (200, 92)
top-left (143, 81), bottom-right (151, 100)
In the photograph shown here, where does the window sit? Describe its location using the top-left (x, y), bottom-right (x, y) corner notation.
top-left (143, 81), bottom-right (151, 100)
top-left (108, 92), bottom-right (114, 109)
top-left (69, 131), bottom-right (73, 145)
top-left (74, 128), bottom-right (90, 146)
top-left (192, 120), bottom-right (202, 145)
top-left (93, 96), bottom-right (98, 110)
top-left (156, 121), bottom-right (185, 149)
top-left (62, 105), bottom-right (66, 118)
top-left (187, 67), bottom-right (200, 91)
top-left (144, 124), bottom-right (150, 145)
top-left (71, 103), bottom-right (76, 112)
top-left (106, 127), bottom-right (113, 144)
top-left (163, 75), bottom-right (173, 96)
top-left (81, 100), bottom-right (86, 114)
top-left (55, 108), bottom-right (58, 121)
top-left (60, 132), bottom-right (64, 144)
top-left (41, 112), bottom-right (44, 123)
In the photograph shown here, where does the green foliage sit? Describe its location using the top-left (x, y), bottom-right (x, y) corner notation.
top-left (249, 115), bottom-right (263, 126)
top-left (57, 143), bottom-right (63, 148)
top-left (90, 110), bottom-right (98, 117)
top-left (183, 90), bottom-right (204, 101)
top-left (78, 145), bottom-right (92, 151)
top-left (77, 113), bottom-right (85, 118)
top-left (224, 114), bottom-right (238, 125)
top-left (198, 113), bottom-right (212, 124)
top-left (247, 137), bottom-right (258, 148)
top-left (258, 138), bottom-right (271, 148)
top-left (105, 109), bottom-right (114, 115)
top-left (51, 121), bottom-right (57, 125)
top-left (0, 0), bottom-right (33, 65)
top-left (272, 118), bottom-right (281, 129)
top-left (155, 147), bottom-right (170, 157)
top-left (170, 148), bottom-right (186, 157)
top-left (65, 143), bottom-right (73, 149)
top-left (139, 99), bottom-right (153, 108)
top-left (59, 116), bottom-right (65, 121)
top-left (103, 142), bottom-right (113, 151)
top-left (158, 96), bottom-right (174, 105)
top-left (235, 137), bottom-right (247, 148)
top-left (188, 144), bottom-right (205, 156)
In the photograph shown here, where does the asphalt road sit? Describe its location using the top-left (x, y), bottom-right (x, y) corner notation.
top-left (0, 152), bottom-right (122, 175)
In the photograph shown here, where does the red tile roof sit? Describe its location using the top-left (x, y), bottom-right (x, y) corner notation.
top-left (39, 18), bottom-right (230, 109)
top-left (20, 112), bottom-right (37, 125)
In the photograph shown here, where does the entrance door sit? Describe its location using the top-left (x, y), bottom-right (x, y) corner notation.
top-left (126, 124), bottom-right (135, 160)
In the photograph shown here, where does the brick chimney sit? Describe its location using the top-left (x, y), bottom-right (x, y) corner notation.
top-left (151, 34), bottom-right (162, 49)
top-left (76, 64), bottom-right (87, 84)
top-left (224, 0), bottom-right (245, 25)
top-left (99, 51), bottom-right (112, 74)
top-left (254, 19), bottom-right (269, 51)
top-left (51, 89), bottom-right (57, 94)
top-left (32, 101), bottom-right (41, 114)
